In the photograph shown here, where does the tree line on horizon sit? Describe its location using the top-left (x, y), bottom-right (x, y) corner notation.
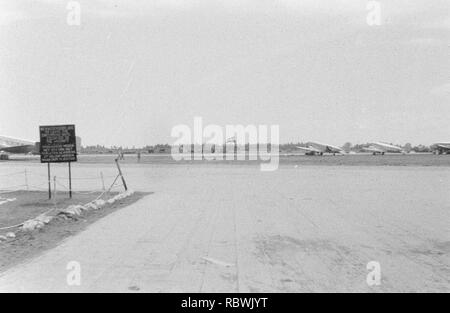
top-left (79, 142), bottom-right (433, 154)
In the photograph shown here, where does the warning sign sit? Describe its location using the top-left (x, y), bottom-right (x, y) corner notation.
top-left (39, 125), bottom-right (77, 163)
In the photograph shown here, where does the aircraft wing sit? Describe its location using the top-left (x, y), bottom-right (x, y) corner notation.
top-left (0, 136), bottom-right (36, 154)
top-left (296, 146), bottom-right (321, 153)
top-left (326, 144), bottom-right (344, 153)
top-left (362, 146), bottom-right (384, 153)
top-left (436, 144), bottom-right (450, 150)
top-left (373, 142), bottom-right (403, 152)
top-left (307, 141), bottom-right (344, 153)
top-left (0, 145), bottom-right (35, 154)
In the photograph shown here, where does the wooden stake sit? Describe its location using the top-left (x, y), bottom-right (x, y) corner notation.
top-left (115, 159), bottom-right (128, 191)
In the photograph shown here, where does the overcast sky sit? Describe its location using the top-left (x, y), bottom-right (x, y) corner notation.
top-left (0, 0), bottom-right (449, 147)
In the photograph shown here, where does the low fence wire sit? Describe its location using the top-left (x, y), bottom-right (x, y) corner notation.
top-left (0, 162), bottom-right (129, 231)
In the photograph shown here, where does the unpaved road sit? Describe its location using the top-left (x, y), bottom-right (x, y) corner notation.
top-left (0, 163), bottom-right (449, 292)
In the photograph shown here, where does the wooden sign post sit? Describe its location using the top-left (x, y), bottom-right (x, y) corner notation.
top-left (47, 163), bottom-right (51, 199)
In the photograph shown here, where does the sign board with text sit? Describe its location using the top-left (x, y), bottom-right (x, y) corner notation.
top-left (39, 125), bottom-right (77, 163)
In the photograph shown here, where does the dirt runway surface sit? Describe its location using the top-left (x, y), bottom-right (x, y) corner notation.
top-left (0, 162), bottom-right (449, 292)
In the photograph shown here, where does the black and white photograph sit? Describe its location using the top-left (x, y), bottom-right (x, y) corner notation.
top-left (0, 0), bottom-right (449, 299)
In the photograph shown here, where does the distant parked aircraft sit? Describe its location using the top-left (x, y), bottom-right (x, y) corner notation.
top-left (0, 135), bottom-right (82, 160)
top-left (363, 142), bottom-right (404, 155)
top-left (431, 142), bottom-right (450, 155)
top-left (0, 136), bottom-right (37, 155)
top-left (296, 141), bottom-right (345, 156)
